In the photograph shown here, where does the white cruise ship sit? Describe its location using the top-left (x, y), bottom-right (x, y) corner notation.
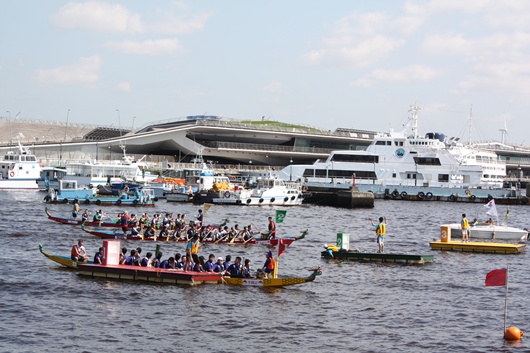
top-left (279, 105), bottom-right (511, 199)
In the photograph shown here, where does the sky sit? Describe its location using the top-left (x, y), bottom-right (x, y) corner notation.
top-left (2, 0), bottom-right (530, 146)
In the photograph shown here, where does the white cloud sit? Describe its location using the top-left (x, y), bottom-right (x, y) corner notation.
top-left (263, 82), bottom-right (283, 94)
top-left (105, 39), bottom-right (181, 55)
top-left (116, 81), bottom-right (131, 92)
top-left (371, 65), bottom-right (443, 82)
top-left (51, 1), bottom-right (143, 33)
top-left (349, 78), bottom-right (373, 88)
top-left (35, 55), bottom-right (101, 85)
top-left (148, 12), bottom-right (213, 35)
top-left (301, 12), bottom-right (405, 68)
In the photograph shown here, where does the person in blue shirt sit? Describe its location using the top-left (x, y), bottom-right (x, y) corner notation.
top-left (214, 257), bottom-right (226, 274)
top-left (227, 256), bottom-right (243, 278)
top-left (242, 259), bottom-right (253, 278)
top-left (140, 252), bottom-right (152, 267)
top-left (223, 255), bottom-right (231, 271)
top-left (94, 247), bottom-right (104, 264)
top-left (205, 254), bottom-right (216, 272)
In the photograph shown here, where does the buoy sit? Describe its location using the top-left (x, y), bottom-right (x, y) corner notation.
top-left (504, 326), bottom-right (524, 340)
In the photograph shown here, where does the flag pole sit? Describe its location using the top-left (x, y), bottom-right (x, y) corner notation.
top-left (504, 265), bottom-right (509, 332)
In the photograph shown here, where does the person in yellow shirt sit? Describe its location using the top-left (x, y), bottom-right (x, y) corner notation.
top-left (371, 216), bottom-right (387, 253)
top-left (461, 213), bottom-right (469, 242)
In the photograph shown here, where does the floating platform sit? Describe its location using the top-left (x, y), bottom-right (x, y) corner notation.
top-left (429, 240), bottom-right (526, 254)
top-left (77, 264), bottom-right (222, 286)
top-left (321, 250), bottom-right (434, 264)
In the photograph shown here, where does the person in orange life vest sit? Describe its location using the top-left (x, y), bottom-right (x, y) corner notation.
top-left (71, 239), bottom-right (88, 263)
top-left (267, 216), bottom-right (276, 240)
top-left (262, 251), bottom-right (275, 278)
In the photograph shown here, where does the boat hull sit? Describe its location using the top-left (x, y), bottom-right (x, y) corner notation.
top-left (443, 223), bottom-right (528, 241)
top-left (430, 240), bottom-right (526, 254)
top-left (0, 179), bottom-right (40, 189)
top-left (45, 207), bottom-right (124, 228)
top-left (321, 251), bottom-right (433, 264)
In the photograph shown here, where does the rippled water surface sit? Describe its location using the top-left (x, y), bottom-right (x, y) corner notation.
top-left (1, 190), bottom-right (530, 352)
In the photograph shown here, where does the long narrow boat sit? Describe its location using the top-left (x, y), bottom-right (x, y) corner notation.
top-left (39, 244), bottom-right (93, 269)
top-left (223, 266), bottom-right (322, 287)
top-left (321, 250), bottom-right (434, 264)
top-left (81, 226), bottom-right (307, 246)
top-left (45, 207), bottom-right (125, 228)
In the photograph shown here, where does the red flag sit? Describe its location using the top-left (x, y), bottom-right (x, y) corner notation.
top-left (277, 238), bottom-right (295, 258)
top-left (485, 269), bottom-right (507, 286)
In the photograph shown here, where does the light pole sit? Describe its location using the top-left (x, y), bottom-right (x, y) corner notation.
top-left (116, 109), bottom-right (121, 136)
top-left (290, 158), bottom-right (293, 181)
top-left (64, 109), bottom-right (70, 142)
top-left (6, 111), bottom-right (10, 145)
top-left (132, 116), bottom-right (136, 132)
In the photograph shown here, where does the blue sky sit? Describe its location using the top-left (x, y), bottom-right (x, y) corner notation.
top-left (2, 1), bottom-right (530, 145)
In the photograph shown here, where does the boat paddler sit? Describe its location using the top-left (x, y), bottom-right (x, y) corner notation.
top-left (370, 216), bottom-right (387, 253)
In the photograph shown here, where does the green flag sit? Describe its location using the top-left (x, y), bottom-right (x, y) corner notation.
top-left (276, 210), bottom-right (287, 223)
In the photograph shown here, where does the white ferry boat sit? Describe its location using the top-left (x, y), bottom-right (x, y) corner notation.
top-left (279, 105), bottom-right (511, 199)
top-left (0, 141), bottom-right (42, 189)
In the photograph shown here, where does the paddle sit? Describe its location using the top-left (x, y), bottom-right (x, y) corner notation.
top-left (215, 232), bottom-right (229, 244)
top-left (244, 234), bottom-right (255, 244)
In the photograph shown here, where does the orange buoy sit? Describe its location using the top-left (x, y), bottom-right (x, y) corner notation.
top-left (504, 326), bottom-right (524, 340)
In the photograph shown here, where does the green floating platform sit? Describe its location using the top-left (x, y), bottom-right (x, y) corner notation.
top-left (430, 240), bottom-right (525, 254)
top-left (321, 251), bottom-right (434, 264)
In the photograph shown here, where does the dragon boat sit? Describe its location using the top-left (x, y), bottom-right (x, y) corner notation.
top-left (223, 266), bottom-right (322, 287)
top-left (45, 207), bottom-right (126, 228)
top-left (81, 225), bottom-right (307, 246)
top-left (39, 244), bottom-right (93, 269)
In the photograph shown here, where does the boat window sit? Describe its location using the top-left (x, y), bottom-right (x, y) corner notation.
top-left (375, 141), bottom-right (386, 146)
top-left (438, 174), bottom-right (449, 182)
top-left (330, 154), bottom-right (378, 163)
top-left (21, 156), bottom-right (26, 161)
top-left (413, 157), bottom-right (441, 166)
top-left (392, 173), bottom-right (396, 178)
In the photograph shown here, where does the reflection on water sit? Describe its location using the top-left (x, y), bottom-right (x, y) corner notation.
top-left (1, 197), bottom-right (529, 352)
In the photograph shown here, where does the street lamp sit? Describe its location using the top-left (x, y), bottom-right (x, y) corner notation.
top-left (64, 109), bottom-right (70, 142)
top-left (290, 158), bottom-right (293, 181)
top-left (6, 111), bottom-right (10, 145)
top-left (116, 109), bottom-right (121, 136)
top-left (132, 116), bottom-right (136, 132)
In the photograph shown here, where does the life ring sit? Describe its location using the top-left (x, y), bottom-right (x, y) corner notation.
top-left (400, 191), bottom-right (408, 199)
top-left (133, 199), bottom-right (139, 205)
top-left (449, 195), bottom-right (456, 202)
top-left (9, 171), bottom-right (15, 178)
top-left (224, 191), bottom-right (231, 198)
top-left (417, 192), bottom-right (425, 200)
top-left (236, 200), bottom-right (242, 204)
top-left (95, 199), bottom-right (101, 205)
top-left (270, 198), bottom-right (275, 203)
top-left (84, 199), bottom-right (90, 205)
top-left (487, 194), bottom-right (493, 201)
top-left (246, 199), bottom-right (251, 204)
top-left (426, 192), bottom-right (433, 200)
top-left (392, 190), bottom-right (399, 198)
top-left (259, 198), bottom-right (264, 204)
top-left (284, 197), bottom-right (289, 202)
top-left (116, 199), bottom-right (122, 205)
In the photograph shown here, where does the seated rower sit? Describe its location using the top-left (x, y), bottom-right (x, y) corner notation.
top-left (151, 252), bottom-right (162, 268)
top-left (262, 251), bottom-right (275, 278)
top-left (130, 222), bottom-right (142, 237)
top-left (93, 247), bottom-right (104, 264)
top-left (242, 259), bottom-right (253, 278)
top-left (192, 254), bottom-right (204, 272)
top-left (214, 257), bottom-right (226, 274)
top-left (140, 252), bottom-right (153, 267)
top-left (181, 255), bottom-right (192, 272)
top-left (92, 209), bottom-right (103, 222)
top-left (71, 239), bottom-right (88, 263)
top-left (227, 256), bottom-right (243, 278)
top-left (204, 254), bottom-right (216, 272)
top-left (81, 209), bottom-right (90, 223)
top-left (488, 217), bottom-right (495, 225)
top-left (323, 244), bottom-right (339, 258)
top-left (119, 247), bottom-right (127, 264)
top-left (143, 225), bottom-right (156, 239)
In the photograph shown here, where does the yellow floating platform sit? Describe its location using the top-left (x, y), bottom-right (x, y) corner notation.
top-left (430, 240), bottom-right (525, 254)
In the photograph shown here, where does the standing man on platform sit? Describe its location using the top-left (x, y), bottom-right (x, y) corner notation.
top-left (461, 213), bottom-right (469, 242)
top-left (370, 216), bottom-right (387, 253)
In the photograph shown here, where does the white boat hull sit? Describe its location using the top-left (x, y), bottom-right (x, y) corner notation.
top-left (444, 223), bottom-right (528, 241)
top-left (213, 194), bottom-right (302, 206)
top-left (0, 179), bottom-right (39, 190)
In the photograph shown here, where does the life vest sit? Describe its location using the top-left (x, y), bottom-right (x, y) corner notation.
top-left (462, 218), bottom-right (469, 229)
top-left (266, 257), bottom-right (275, 270)
top-left (191, 241), bottom-right (200, 255)
top-left (327, 245), bottom-right (339, 252)
top-left (376, 223), bottom-right (386, 236)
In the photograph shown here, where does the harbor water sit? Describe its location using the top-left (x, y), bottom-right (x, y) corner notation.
top-left (1, 190), bottom-right (530, 352)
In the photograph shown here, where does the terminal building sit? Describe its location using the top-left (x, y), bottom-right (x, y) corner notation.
top-left (1, 115), bottom-right (530, 181)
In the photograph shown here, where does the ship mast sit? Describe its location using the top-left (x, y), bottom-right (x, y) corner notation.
top-left (467, 105), bottom-right (473, 144)
top-left (408, 103), bottom-right (420, 138)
